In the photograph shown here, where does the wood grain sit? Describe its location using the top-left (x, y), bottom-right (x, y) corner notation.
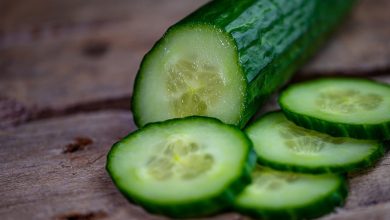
top-left (0, 0), bottom-right (389, 122)
top-left (1, 106), bottom-right (389, 219)
top-left (301, 0), bottom-right (390, 76)
top-left (1, 0), bottom-right (389, 219)
top-left (0, 0), bottom-right (208, 121)
top-left (0, 111), bottom-right (244, 220)
top-left (0, 0), bottom-right (206, 33)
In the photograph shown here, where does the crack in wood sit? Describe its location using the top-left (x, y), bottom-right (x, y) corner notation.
top-left (55, 211), bottom-right (107, 220)
top-left (29, 95), bottom-right (131, 123)
top-left (0, 96), bottom-right (30, 129)
top-left (87, 154), bottom-right (106, 166)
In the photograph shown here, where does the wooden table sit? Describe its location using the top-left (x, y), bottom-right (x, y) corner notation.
top-left (1, 0), bottom-right (389, 219)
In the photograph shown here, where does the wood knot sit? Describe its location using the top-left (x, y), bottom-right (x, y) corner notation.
top-left (56, 211), bottom-right (107, 220)
top-left (82, 40), bottom-right (109, 58)
top-left (63, 137), bottom-right (93, 153)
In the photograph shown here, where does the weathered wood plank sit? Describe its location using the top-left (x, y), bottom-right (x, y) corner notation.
top-left (0, 111), bottom-right (135, 220)
top-left (321, 202), bottom-right (390, 220)
top-left (0, 0), bottom-right (389, 124)
top-left (1, 109), bottom-right (390, 219)
top-left (0, 96), bottom-right (29, 128)
top-left (1, 0), bottom-right (389, 219)
top-left (301, 0), bottom-right (390, 75)
top-left (0, 111), bottom-right (248, 220)
top-left (0, 0), bottom-right (205, 33)
top-left (0, 0), bottom-right (208, 122)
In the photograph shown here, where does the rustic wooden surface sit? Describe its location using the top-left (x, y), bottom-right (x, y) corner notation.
top-left (0, 0), bottom-right (389, 219)
top-left (0, 0), bottom-right (209, 123)
top-left (0, 0), bottom-right (389, 123)
top-left (301, 0), bottom-right (390, 76)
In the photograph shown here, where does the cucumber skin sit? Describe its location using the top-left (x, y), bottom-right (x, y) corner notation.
top-left (106, 116), bottom-right (257, 218)
top-left (235, 175), bottom-right (348, 220)
top-left (279, 78), bottom-right (390, 140)
top-left (132, 0), bottom-right (356, 128)
top-left (282, 107), bottom-right (390, 140)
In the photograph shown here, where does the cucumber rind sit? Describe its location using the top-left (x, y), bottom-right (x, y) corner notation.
top-left (132, 0), bottom-right (357, 129)
top-left (282, 105), bottom-right (390, 140)
top-left (106, 116), bottom-right (256, 218)
top-left (279, 78), bottom-right (390, 140)
top-left (234, 173), bottom-right (348, 220)
top-left (246, 111), bottom-right (385, 174)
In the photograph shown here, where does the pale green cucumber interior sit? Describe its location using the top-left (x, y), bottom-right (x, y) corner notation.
top-left (247, 112), bottom-right (380, 167)
top-left (235, 166), bottom-right (341, 208)
top-left (134, 24), bottom-right (246, 127)
top-left (108, 119), bottom-right (249, 204)
top-left (281, 79), bottom-right (390, 124)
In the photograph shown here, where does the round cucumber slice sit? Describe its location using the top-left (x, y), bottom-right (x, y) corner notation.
top-left (246, 112), bottom-right (384, 174)
top-left (106, 116), bottom-right (255, 217)
top-left (234, 166), bottom-right (348, 220)
top-left (279, 78), bottom-right (390, 140)
top-left (132, 24), bottom-right (246, 128)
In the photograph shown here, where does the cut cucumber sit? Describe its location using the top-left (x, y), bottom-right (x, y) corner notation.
top-left (279, 78), bottom-right (390, 140)
top-left (106, 116), bottom-right (256, 217)
top-left (234, 166), bottom-right (347, 220)
top-left (246, 112), bottom-right (384, 173)
top-left (132, 0), bottom-right (356, 128)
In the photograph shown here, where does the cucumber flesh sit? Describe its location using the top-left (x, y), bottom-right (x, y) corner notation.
top-left (133, 25), bottom-right (246, 127)
top-left (246, 112), bottom-right (384, 173)
top-left (279, 78), bottom-right (390, 139)
top-left (132, 0), bottom-right (356, 128)
top-left (234, 166), bottom-right (347, 220)
top-left (106, 116), bottom-right (255, 217)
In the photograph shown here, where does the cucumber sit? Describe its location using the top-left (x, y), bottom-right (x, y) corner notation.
top-left (106, 116), bottom-right (256, 217)
top-left (279, 78), bottom-right (390, 140)
top-left (132, 0), bottom-right (356, 128)
top-left (234, 166), bottom-right (348, 220)
top-left (246, 111), bottom-right (385, 173)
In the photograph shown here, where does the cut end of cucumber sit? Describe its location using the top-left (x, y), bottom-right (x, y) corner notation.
top-left (144, 135), bottom-right (215, 181)
top-left (167, 58), bottom-right (225, 117)
top-left (132, 24), bottom-right (246, 127)
top-left (315, 88), bottom-right (383, 114)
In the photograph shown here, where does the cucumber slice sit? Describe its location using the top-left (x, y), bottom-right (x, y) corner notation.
top-left (106, 116), bottom-right (256, 217)
top-left (246, 112), bottom-right (384, 173)
top-left (279, 78), bottom-right (390, 140)
top-left (234, 166), bottom-right (348, 220)
top-left (132, 0), bottom-right (356, 128)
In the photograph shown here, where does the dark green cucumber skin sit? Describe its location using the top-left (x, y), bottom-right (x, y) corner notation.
top-left (282, 107), bottom-right (390, 140)
top-left (235, 175), bottom-right (348, 220)
top-left (132, 0), bottom-right (356, 128)
top-left (256, 142), bottom-right (385, 174)
top-left (106, 116), bottom-right (257, 218)
top-left (279, 78), bottom-right (390, 140)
